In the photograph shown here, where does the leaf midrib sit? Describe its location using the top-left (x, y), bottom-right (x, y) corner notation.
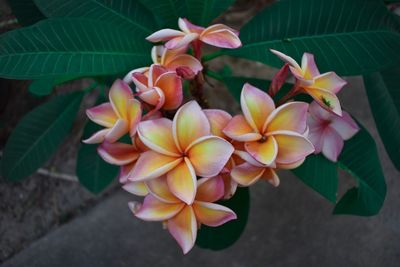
top-left (381, 74), bottom-right (400, 115)
top-left (88, 0), bottom-right (153, 34)
top-left (0, 51), bottom-right (149, 57)
top-left (239, 29), bottom-right (399, 49)
top-left (5, 94), bottom-right (82, 178)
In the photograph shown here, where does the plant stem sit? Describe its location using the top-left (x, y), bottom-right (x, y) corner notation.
top-left (277, 82), bottom-right (300, 105)
top-left (83, 82), bottom-right (98, 93)
top-left (190, 72), bottom-right (209, 108)
top-left (202, 50), bottom-right (223, 62)
top-left (188, 40), bottom-right (209, 108)
top-left (192, 40), bottom-right (202, 60)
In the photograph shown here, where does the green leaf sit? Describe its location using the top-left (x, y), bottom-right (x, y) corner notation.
top-left (139, 0), bottom-right (234, 27)
top-left (393, 15), bottom-right (400, 32)
top-left (34, 0), bottom-right (156, 34)
top-left (334, 125), bottom-right (387, 216)
top-left (28, 75), bottom-right (86, 96)
top-left (76, 107), bottom-right (118, 194)
top-left (138, 0), bottom-right (186, 28)
top-left (364, 67), bottom-right (400, 171)
top-left (1, 92), bottom-right (83, 181)
top-left (225, 0), bottom-right (400, 76)
top-left (292, 154), bottom-right (338, 203)
top-left (184, 0), bottom-right (235, 26)
top-left (8, 0), bottom-right (45, 26)
top-left (28, 78), bottom-right (55, 96)
top-left (196, 187), bottom-right (250, 250)
top-left (0, 18), bottom-right (152, 79)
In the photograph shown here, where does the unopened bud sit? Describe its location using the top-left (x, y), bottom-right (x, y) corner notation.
top-left (176, 66), bottom-right (196, 80)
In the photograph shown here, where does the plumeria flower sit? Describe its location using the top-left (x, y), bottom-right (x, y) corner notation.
top-left (128, 101), bottom-right (234, 205)
top-left (129, 176), bottom-right (236, 254)
top-left (131, 64), bottom-right (183, 113)
top-left (204, 109), bottom-right (238, 199)
top-left (223, 83), bottom-right (314, 186)
top-left (151, 45), bottom-right (202, 79)
top-left (307, 101), bottom-right (359, 162)
top-left (230, 149), bottom-right (281, 187)
top-left (146, 18), bottom-right (242, 50)
top-left (84, 79), bottom-right (141, 144)
top-left (124, 46), bottom-right (203, 81)
top-left (270, 49), bottom-right (347, 116)
top-left (96, 136), bottom-right (149, 196)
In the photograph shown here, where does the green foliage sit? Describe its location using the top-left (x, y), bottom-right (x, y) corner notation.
top-left (138, 0), bottom-right (185, 28)
top-left (0, 18), bottom-right (152, 79)
top-left (226, 0), bottom-right (400, 75)
top-left (196, 187), bottom-right (250, 250)
top-left (292, 154), bottom-right (338, 203)
top-left (33, 0), bottom-right (156, 34)
top-left (28, 76), bottom-right (81, 96)
top-left (364, 68), bottom-right (400, 171)
top-left (1, 92), bottom-right (83, 181)
top-left (138, 0), bottom-right (234, 27)
top-left (8, 0), bottom-right (45, 26)
top-left (76, 119), bottom-right (119, 194)
top-left (334, 125), bottom-right (387, 216)
top-left (28, 78), bottom-right (55, 96)
top-left (185, 0), bottom-right (235, 26)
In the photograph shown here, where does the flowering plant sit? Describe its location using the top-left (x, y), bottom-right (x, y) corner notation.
top-left (1, 0), bottom-right (400, 254)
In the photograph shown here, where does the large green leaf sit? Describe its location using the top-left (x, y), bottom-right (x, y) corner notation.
top-left (0, 18), bottom-right (152, 79)
top-left (364, 67), bottom-right (400, 171)
top-left (8, 0), bottom-right (45, 26)
top-left (184, 0), bottom-right (235, 26)
top-left (76, 103), bottom-right (118, 194)
top-left (138, 0), bottom-right (234, 27)
top-left (292, 154), bottom-right (338, 203)
top-left (138, 0), bottom-right (186, 28)
top-left (226, 0), bottom-right (400, 76)
top-left (34, 0), bottom-right (156, 35)
top-left (392, 14), bottom-right (400, 32)
top-left (334, 125), bottom-right (387, 216)
top-left (1, 92), bottom-right (83, 181)
top-left (28, 75), bottom-right (83, 96)
top-left (196, 187), bottom-right (250, 250)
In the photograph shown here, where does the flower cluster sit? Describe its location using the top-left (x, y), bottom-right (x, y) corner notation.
top-left (83, 18), bottom-right (359, 254)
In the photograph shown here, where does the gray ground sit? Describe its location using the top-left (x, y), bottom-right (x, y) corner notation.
top-left (1, 0), bottom-right (400, 266)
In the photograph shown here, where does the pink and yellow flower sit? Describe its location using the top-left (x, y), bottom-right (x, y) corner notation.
top-left (270, 49), bottom-right (347, 116)
top-left (131, 64), bottom-right (183, 112)
top-left (96, 136), bottom-right (148, 196)
top-left (223, 83), bottom-right (314, 186)
top-left (307, 101), bottom-right (359, 162)
top-left (146, 18), bottom-right (242, 49)
top-left (151, 45), bottom-right (202, 79)
top-left (204, 109), bottom-right (238, 199)
top-left (129, 175), bottom-right (236, 254)
top-left (84, 79), bottom-right (142, 144)
top-left (129, 101), bottom-right (234, 205)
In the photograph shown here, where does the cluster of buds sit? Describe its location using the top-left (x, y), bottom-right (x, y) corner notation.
top-left (83, 18), bottom-right (359, 254)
